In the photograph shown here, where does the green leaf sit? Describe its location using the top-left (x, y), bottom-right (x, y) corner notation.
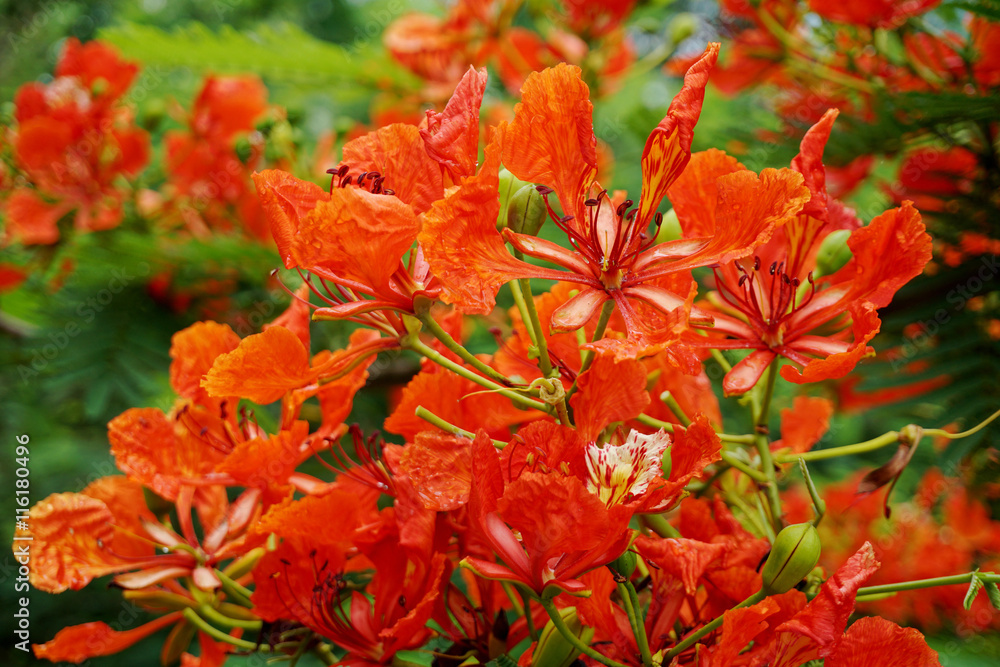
top-left (98, 21), bottom-right (419, 94)
top-left (964, 572), bottom-right (983, 611)
top-left (486, 655), bottom-right (519, 667)
top-left (985, 582), bottom-right (1000, 610)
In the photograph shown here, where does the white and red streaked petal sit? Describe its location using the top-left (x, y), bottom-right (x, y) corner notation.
top-left (585, 429), bottom-right (671, 506)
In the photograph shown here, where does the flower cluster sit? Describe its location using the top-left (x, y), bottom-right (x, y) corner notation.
top-left (13, 38), bottom-right (983, 667)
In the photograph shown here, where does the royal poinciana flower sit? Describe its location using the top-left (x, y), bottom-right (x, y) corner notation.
top-left (421, 44), bottom-right (812, 347)
top-left (2, 39), bottom-right (148, 245)
top-left (161, 75), bottom-right (271, 240)
top-left (252, 68), bottom-right (492, 338)
top-left (673, 110), bottom-right (933, 394)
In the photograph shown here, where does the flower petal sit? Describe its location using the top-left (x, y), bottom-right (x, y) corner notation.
top-left (665, 148), bottom-right (745, 238)
top-left (570, 354), bottom-right (650, 443)
top-left (202, 326), bottom-right (314, 404)
top-left (418, 130), bottom-right (539, 314)
top-left (420, 66), bottom-right (487, 183)
top-left (34, 614), bottom-right (183, 664)
top-left (636, 42), bottom-right (720, 227)
top-left (340, 123), bottom-right (444, 214)
top-left (825, 616), bottom-right (941, 667)
top-left (292, 186), bottom-right (421, 295)
top-left (169, 322), bottom-right (241, 403)
top-left (501, 63), bottom-right (597, 218)
top-left (252, 170), bottom-right (327, 268)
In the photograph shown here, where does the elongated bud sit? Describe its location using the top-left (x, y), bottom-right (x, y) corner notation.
top-left (533, 607), bottom-right (594, 667)
top-left (222, 546), bottom-right (266, 580)
top-left (814, 229), bottom-right (853, 277)
top-left (761, 523), bottom-right (822, 595)
top-left (507, 184), bottom-right (547, 236)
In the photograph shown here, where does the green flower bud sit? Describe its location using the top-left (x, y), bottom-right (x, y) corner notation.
top-left (534, 607), bottom-right (594, 667)
top-left (667, 13), bottom-right (699, 46)
top-left (814, 229), bottom-right (853, 277)
top-left (497, 168), bottom-right (529, 231)
top-left (507, 184), bottom-right (548, 236)
top-left (761, 523), bottom-right (822, 595)
top-left (610, 550), bottom-right (638, 578)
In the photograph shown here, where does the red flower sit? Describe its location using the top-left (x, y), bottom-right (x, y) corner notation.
top-left (3, 39), bottom-right (148, 245)
top-left (462, 432), bottom-right (633, 597)
top-left (677, 111), bottom-right (932, 394)
top-left (163, 76), bottom-right (270, 240)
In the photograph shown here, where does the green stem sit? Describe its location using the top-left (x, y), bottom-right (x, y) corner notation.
top-left (539, 597), bottom-right (630, 667)
top-left (753, 363), bottom-right (783, 533)
top-left (216, 571), bottom-right (253, 608)
top-left (798, 458), bottom-right (826, 526)
top-left (709, 348), bottom-right (732, 374)
top-left (924, 407), bottom-right (1000, 441)
top-left (509, 280), bottom-right (538, 347)
top-left (517, 276), bottom-right (556, 379)
top-left (642, 513), bottom-right (681, 539)
top-left (181, 608), bottom-right (262, 651)
top-left (621, 581), bottom-right (653, 667)
top-left (406, 337), bottom-right (549, 412)
top-left (857, 572), bottom-right (1000, 597)
top-left (776, 407), bottom-right (1000, 465)
top-left (314, 644), bottom-right (338, 666)
top-left (635, 414), bottom-right (754, 444)
top-left (519, 588), bottom-right (539, 642)
top-left (777, 430), bottom-right (899, 463)
top-left (419, 312), bottom-right (514, 386)
top-left (414, 406), bottom-right (507, 447)
top-left (660, 392), bottom-right (692, 427)
top-left (664, 590), bottom-right (766, 659)
top-left (720, 451), bottom-right (769, 483)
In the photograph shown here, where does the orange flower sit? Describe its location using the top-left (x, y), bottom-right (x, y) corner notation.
top-left (3, 39), bottom-right (148, 245)
top-left (254, 67), bottom-right (491, 332)
top-left (677, 112), bottom-right (932, 394)
top-left (163, 75), bottom-right (270, 240)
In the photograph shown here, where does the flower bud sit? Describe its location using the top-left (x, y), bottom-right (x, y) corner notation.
top-left (667, 13), bottom-right (699, 46)
top-left (814, 229), bottom-right (853, 277)
top-left (497, 168), bottom-right (529, 230)
top-left (533, 607), bottom-right (594, 667)
top-left (507, 184), bottom-right (548, 236)
top-left (761, 523), bottom-right (822, 595)
top-left (610, 550), bottom-right (637, 578)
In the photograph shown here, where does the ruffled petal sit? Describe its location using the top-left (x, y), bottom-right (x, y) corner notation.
top-left (418, 130), bottom-right (539, 314)
top-left (292, 186), bottom-right (421, 296)
top-left (420, 66), bottom-right (487, 183)
top-left (500, 63), bottom-right (597, 219)
top-left (202, 326), bottom-right (314, 404)
top-left (570, 354), bottom-right (650, 443)
top-left (252, 170), bottom-right (327, 268)
top-left (341, 123), bottom-right (443, 214)
top-left (665, 148), bottom-right (745, 238)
